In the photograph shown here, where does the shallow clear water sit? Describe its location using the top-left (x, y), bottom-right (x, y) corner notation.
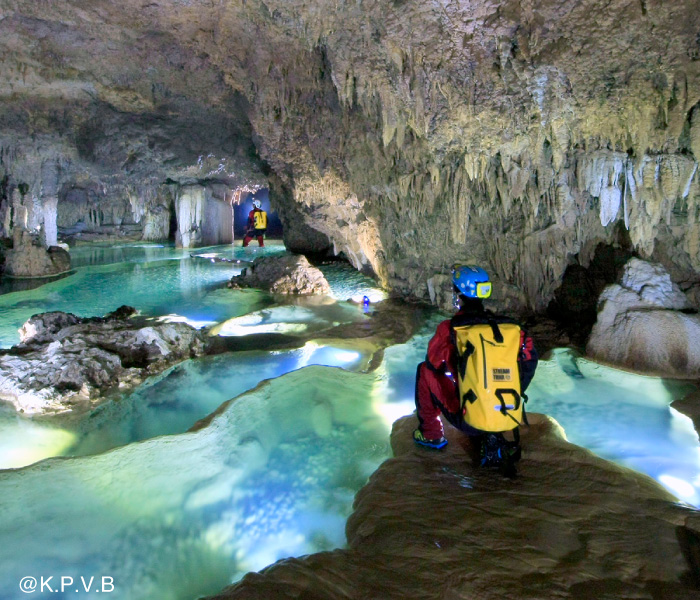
top-left (68, 242), bottom-right (191, 268)
top-left (0, 243), bottom-right (386, 468)
top-left (0, 243), bottom-right (383, 349)
top-left (40, 343), bottom-right (370, 462)
top-left (1, 341), bottom-right (697, 600)
top-left (0, 244), bottom-right (287, 348)
top-left (528, 349), bottom-right (700, 506)
top-left (0, 366), bottom-right (391, 600)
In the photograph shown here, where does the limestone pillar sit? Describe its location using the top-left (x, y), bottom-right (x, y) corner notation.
top-left (174, 185), bottom-right (204, 248)
top-left (12, 188), bottom-right (28, 231)
top-left (42, 196), bottom-right (58, 247)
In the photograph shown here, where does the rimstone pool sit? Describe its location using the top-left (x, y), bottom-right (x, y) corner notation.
top-left (0, 243), bottom-right (698, 600)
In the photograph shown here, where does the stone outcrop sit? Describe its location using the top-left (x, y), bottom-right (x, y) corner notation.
top-left (228, 255), bottom-right (331, 295)
top-left (587, 258), bottom-right (700, 376)
top-left (208, 413), bottom-right (700, 600)
top-left (0, 307), bottom-right (204, 415)
top-left (3, 229), bottom-right (71, 278)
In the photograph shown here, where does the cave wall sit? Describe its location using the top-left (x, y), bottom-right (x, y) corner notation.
top-left (1, 0), bottom-right (700, 309)
top-left (224, 0), bottom-right (700, 310)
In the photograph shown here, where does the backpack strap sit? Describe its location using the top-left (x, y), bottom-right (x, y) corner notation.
top-left (487, 318), bottom-right (504, 343)
top-left (521, 392), bottom-right (530, 427)
top-left (495, 388), bottom-right (522, 427)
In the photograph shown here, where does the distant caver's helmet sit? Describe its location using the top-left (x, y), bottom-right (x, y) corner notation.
top-left (452, 265), bottom-right (492, 299)
top-left (253, 200), bottom-right (262, 209)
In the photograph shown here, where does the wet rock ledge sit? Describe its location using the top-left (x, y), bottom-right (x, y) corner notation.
top-left (208, 414), bottom-right (700, 600)
top-left (0, 307), bottom-right (204, 415)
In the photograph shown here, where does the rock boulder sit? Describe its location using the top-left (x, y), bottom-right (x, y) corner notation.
top-left (3, 230), bottom-right (71, 279)
top-left (586, 258), bottom-right (700, 376)
top-left (0, 307), bottom-right (204, 415)
top-left (228, 255), bottom-right (331, 295)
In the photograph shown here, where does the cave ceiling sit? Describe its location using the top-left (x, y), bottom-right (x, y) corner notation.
top-left (1, 0), bottom-right (700, 309)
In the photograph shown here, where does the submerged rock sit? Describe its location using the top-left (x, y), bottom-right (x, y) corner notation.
top-left (587, 258), bottom-right (700, 376)
top-left (0, 307), bottom-right (204, 415)
top-left (228, 255), bottom-right (331, 295)
top-left (208, 413), bottom-right (700, 600)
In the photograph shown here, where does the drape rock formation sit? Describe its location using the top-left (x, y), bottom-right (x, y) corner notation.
top-left (1, 0), bottom-right (700, 307)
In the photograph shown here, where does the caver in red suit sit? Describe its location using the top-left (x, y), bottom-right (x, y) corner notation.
top-left (415, 298), bottom-right (538, 442)
top-left (242, 202), bottom-right (267, 247)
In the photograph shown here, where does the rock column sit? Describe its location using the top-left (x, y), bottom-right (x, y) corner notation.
top-left (175, 185), bottom-right (204, 248)
top-left (39, 160), bottom-right (60, 247)
top-left (42, 196), bottom-right (58, 247)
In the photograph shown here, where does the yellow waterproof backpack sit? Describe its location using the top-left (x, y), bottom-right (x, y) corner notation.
top-left (452, 321), bottom-right (523, 432)
top-left (253, 210), bottom-right (267, 229)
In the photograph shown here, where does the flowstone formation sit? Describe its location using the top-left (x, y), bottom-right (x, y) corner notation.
top-left (209, 414), bottom-right (700, 600)
top-left (587, 258), bottom-right (700, 376)
top-left (2, 1), bottom-right (700, 308)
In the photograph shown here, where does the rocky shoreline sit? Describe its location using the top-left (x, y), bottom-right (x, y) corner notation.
top-left (0, 307), bottom-right (204, 415)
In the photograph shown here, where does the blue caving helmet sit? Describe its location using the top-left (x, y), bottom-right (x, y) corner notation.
top-left (452, 264), bottom-right (492, 299)
top-left (253, 199), bottom-right (262, 209)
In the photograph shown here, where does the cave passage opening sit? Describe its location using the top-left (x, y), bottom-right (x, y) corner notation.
top-left (547, 239), bottom-right (636, 347)
top-left (232, 188), bottom-right (283, 241)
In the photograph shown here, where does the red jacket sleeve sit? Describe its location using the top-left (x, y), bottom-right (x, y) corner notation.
top-left (426, 320), bottom-right (456, 372)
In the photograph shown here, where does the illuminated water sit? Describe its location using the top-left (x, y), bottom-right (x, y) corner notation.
top-left (0, 343), bottom-right (372, 468)
top-left (0, 366), bottom-right (392, 600)
top-left (0, 243), bottom-right (286, 348)
top-left (0, 244), bottom-right (384, 349)
top-left (528, 349), bottom-right (700, 506)
top-left (0, 244), bottom-right (699, 600)
top-left (0, 243), bottom-right (386, 468)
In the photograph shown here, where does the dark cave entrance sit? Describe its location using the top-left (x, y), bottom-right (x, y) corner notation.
top-left (547, 237), bottom-right (636, 347)
top-left (168, 199), bottom-right (178, 241)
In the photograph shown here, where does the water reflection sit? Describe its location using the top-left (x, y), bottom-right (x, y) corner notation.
top-left (0, 271), bottom-right (74, 295)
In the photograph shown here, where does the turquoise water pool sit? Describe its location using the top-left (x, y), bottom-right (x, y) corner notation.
top-left (0, 242), bottom-right (388, 469)
top-left (0, 243), bottom-right (385, 349)
top-left (0, 342), bottom-right (374, 468)
top-left (528, 349), bottom-right (700, 506)
top-left (0, 244), bottom-right (283, 348)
